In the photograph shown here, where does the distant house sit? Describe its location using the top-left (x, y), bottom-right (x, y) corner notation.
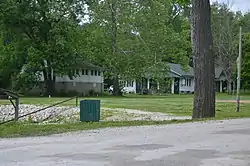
top-left (215, 67), bottom-right (227, 93)
top-left (54, 62), bottom-right (104, 96)
top-left (167, 63), bottom-right (194, 94)
top-left (118, 63), bottom-right (194, 94)
top-left (22, 62), bottom-right (104, 96)
top-left (119, 63), bottom-right (227, 94)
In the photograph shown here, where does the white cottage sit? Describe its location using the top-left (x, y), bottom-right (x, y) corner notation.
top-left (118, 63), bottom-right (228, 94)
top-left (167, 63), bottom-right (194, 94)
top-left (118, 63), bottom-right (194, 94)
top-left (54, 63), bottom-right (104, 96)
top-left (215, 67), bottom-right (227, 93)
top-left (23, 62), bottom-right (104, 96)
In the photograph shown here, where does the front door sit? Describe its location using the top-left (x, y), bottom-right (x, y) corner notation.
top-left (174, 78), bottom-right (180, 94)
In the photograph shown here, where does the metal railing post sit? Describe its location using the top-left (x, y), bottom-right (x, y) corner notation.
top-left (14, 98), bottom-right (19, 121)
top-left (76, 96), bottom-right (78, 107)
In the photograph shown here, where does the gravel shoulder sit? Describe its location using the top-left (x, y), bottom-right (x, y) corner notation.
top-left (0, 104), bottom-right (191, 123)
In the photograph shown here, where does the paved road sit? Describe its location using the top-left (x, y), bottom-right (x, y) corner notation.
top-left (1, 119), bottom-right (250, 166)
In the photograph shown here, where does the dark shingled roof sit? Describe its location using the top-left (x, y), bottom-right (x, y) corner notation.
top-left (144, 62), bottom-right (224, 79)
top-left (72, 60), bottom-right (103, 70)
top-left (167, 63), bottom-right (194, 77)
top-left (167, 63), bottom-right (224, 79)
top-left (215, 67), bottom-right (223, 79)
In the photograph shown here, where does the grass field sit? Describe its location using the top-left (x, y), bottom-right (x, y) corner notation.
top-left (1, 94), bottom-right (250, 138)
top-left (1, 93), bottom-right (250, 118)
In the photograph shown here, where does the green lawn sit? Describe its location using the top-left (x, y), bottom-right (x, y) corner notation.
top-left (0, 94), bottom-right (249, 118)
top-left (1, 94), bottom-right (250, 138)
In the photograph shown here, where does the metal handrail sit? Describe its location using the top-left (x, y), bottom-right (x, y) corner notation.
top-left (0, 88), bottom-right (20, 120)
top-left (0, 88), bottom-right (20, 99)
top-left (0, 96), bottom-right (78, 125)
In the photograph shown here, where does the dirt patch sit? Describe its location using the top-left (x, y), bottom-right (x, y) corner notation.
top-left (216, 100), bottom-right (250, 104)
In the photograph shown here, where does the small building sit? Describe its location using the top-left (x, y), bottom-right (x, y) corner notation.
top-left (22, 62), bottom-right (104, 96)
top-left (119, 63), bottom-right (194, 94)
top-left (55, 62), bottom-right (104, 96)
top-left (167, 63), bottom-right (194, 94)
top-left (215, 67), bottom-right (227, 93)
top-left (119, 63), bottom-right (227, 94)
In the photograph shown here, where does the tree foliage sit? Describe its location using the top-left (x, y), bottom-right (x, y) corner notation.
top-left (84, 0), bottom-right (191, 95)
top-left (241, 33), bottom-right (250, 89)
top-left (211, 2), bottom-right (239, 94)
top-left (0, 0), bottom-right (86, 95)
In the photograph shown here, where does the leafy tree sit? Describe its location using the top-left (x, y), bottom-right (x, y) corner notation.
top-left (0, 0), bottom-right (86, 95)
top-left (84, 0), bottom-right (144, 95)
top-left (134, 0), bottom-right (191, 87)
top-left (211, 2), bottom-right (239, 94)
top-left (86, 0), bottom-right (190, 95)
top-left (236, 12), bottom-right (250, 90)
top-left (0, 30), bottom-right (26, 89)
top-left (240, 13), bottom-right (250, 33)
top-left (241, 33), bottom-right (250, 89)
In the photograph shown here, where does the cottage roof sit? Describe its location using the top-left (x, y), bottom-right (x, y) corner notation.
top-left (215, 67), bottom-right (223, 79)
top-left (75, 61), bottom-right (103, 70)
top-left (168, 63), bottom-right (224, 79)
top-left (168, 63), bottom-right (194, 77)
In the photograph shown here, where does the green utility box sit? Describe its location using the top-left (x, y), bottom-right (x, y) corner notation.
top-left (80, 100), bottom-right (100, 122)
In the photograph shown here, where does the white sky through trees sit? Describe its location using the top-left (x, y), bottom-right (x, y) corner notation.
top-left (210, 0), bottom-right (250, 13)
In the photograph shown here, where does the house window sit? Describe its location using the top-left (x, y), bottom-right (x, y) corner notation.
top-left (98, 71), bottom-right (101, 76)
top-left (94, 70), bottom-right (98, 76)
top-left (181, 79), bottom-right (185, 86)
top-left (91, 70), bottom-right (94, 75)
top-left (82, 69), bottom-right (89, 75)
top-left (185, 79), bottom-right (191, 87)
top-left (119, 80), bottom-right (126, 87)
top-left (127, 81), bottom-right (133, 87)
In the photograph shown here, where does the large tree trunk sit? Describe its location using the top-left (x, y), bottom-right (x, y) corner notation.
top-left (232, 81), bottom-right (236, 95)
top-left (113, 76), bottom-right (122, 96)
top-left (42, 61), bottom-right (56, 96)
top-left (227, 80), bottom-right (232, 95)
top-left (43, 71), bottom-right (56, 96)
top-left (110, 1), bottom-right (122, 96)
top-left (191, 0), bottom-right (215, 119)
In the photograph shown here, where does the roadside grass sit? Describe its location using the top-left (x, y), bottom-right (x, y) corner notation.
top-left (0, 116), bottom-right (247, 138)
top-left (0, 119), bottom-right (196, 138)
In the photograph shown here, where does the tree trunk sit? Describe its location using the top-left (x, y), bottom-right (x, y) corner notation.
top-left (227, 80), bottom-right (232, 95)
top-left (113, 76), bottom-right (122, 96)
top-left (191, 0), bottom-right (215, 119)
top-left (43, 61), bottom-right (56, 97)
top-left (46, 77), bottom-right (55, 96)
top-left (232, 81), bottom-right (236, 95)
top-left (43, 72), bottom-right (55, 96)
top-left (110, 1), bottom-right (122, 96)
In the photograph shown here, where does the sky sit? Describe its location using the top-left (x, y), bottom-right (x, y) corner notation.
top-left (210, 0), bottom-right (250, 13)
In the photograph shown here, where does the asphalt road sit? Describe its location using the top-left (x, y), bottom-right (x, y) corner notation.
top-left (1, 119), bottom-right (250, 166)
